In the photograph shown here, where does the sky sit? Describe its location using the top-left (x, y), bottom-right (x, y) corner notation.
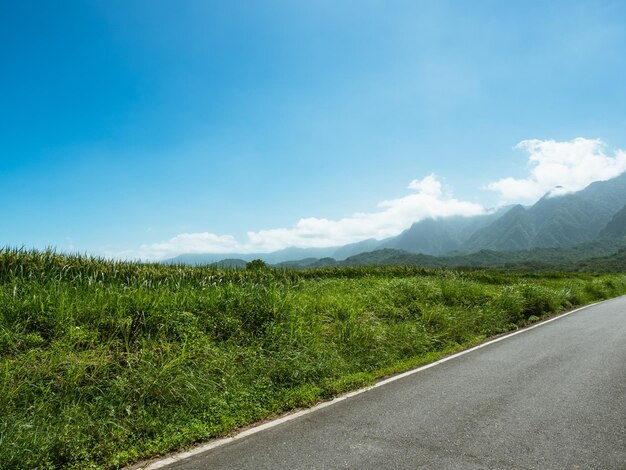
top-left (2, 1), bottom-right (626, 259)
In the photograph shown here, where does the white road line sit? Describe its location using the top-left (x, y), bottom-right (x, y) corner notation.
top-left (138, 297), bottom-right (613, 469)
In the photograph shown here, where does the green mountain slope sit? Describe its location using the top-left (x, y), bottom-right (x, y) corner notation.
top-left (463, 205), bottom-right (535, 251)
top-left (464, 173), bottom-right (626, 251)
top-left (380, 209), bottom-right (510, 255)
top-left (576, 171), bottom-right (626, 213)
top-left (531, 194), bottom-right (613, 246)
top-left (600, 204), bottom-right (626, 238)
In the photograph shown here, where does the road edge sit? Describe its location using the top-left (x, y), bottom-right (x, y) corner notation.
top-left (135, 296), bottom-right (618, 469)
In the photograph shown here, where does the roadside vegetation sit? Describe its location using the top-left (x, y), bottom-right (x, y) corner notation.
top-left (1, 248), bottom-right (625, 469)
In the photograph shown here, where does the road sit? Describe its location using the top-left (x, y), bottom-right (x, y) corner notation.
top-left (160, 296), bottom-right (626, 469)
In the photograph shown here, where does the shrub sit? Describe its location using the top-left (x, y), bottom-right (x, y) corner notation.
top-left (246, 259), bottom-right (268, 271)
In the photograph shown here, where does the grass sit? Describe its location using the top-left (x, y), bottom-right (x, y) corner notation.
top-left (1, 248), bottom-right (625, 469)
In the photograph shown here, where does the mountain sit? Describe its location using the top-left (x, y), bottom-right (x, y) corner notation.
top-left (459, 205), bottom-right (534, 252)
top-left (214, 258), bottom-right (248, 269)
top-left (343, 249), bottom-right (441, 267)
top-left (166, 246), bottom-right (338, 265)
top-left (575, 171), bottom-right (626, 213)
top-left (274, 257), bottom-right (320, 268)
top-left (304, 237), bottom-right (626, 270)
top-left (600, 203), bottom-right (626, 238)
top-left (275, 257), bottom-right (339, 268)
top-left (464, 172), bottom-right (626, 251)
top-left (379, 210), bottom-right (509, 255)
top-left (259, 247), bottom-right (338, 263)
top-left (331, 238), bottom-right (383, 260)
top-left (165, 172), bottom-right (626, 266)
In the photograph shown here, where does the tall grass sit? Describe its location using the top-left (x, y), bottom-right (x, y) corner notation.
top-left (1, 248), bottom-right (625, 469)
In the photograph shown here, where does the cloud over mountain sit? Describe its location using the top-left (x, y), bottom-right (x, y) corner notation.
top-left (487, 138), bottom-right (626, 201)
top-left (135, 174), bottom-right (485, 259)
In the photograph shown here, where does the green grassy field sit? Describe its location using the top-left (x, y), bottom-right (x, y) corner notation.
top-left (1, 248), bottom-right (625, 469)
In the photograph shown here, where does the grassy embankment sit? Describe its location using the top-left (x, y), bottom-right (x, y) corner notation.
top-left (1, 248), bottom-right (625, 469)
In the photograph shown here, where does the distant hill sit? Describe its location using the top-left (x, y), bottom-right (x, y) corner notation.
top-left (276, 257), bottom-right (339, 268)
top-left (166, 246), bottom-right (338, 265)
top-left (332, 238), bottom-right (384, 260)
top-left (343, 249), bottom-right (441, 267)
top-left (165, 240), bottom-right (385, 265)
top-left (274, 257), bottom-right (320, 268)
top-left (277, 237), bottom-right (626, 271)
top-left (574, 247), bottom-right (626, 272)
top-left (214, 258), bottom-right (248, 269)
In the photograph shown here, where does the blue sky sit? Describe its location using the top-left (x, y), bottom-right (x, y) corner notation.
top-left (2, 1), bottom-right (626, 258)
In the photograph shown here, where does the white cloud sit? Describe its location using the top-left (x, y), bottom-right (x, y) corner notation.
top-left (407, 173), bottom-right (442, 196)
top-left (136, 233), bottom-right (240, 260)
top-left (487, 138), bottom-right (626, 201)
top-left (133, 174), bottom-right (486, 260)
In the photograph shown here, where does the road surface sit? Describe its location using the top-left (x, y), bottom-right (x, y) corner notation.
top-left (161, 296), bottom-right (626, 469)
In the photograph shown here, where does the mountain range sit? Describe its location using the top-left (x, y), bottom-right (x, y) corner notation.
top-left (165, 172), bottom-right (626, 268)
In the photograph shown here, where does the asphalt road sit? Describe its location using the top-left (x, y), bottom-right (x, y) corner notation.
top-left (164, 296), bottom-right (626, 469)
